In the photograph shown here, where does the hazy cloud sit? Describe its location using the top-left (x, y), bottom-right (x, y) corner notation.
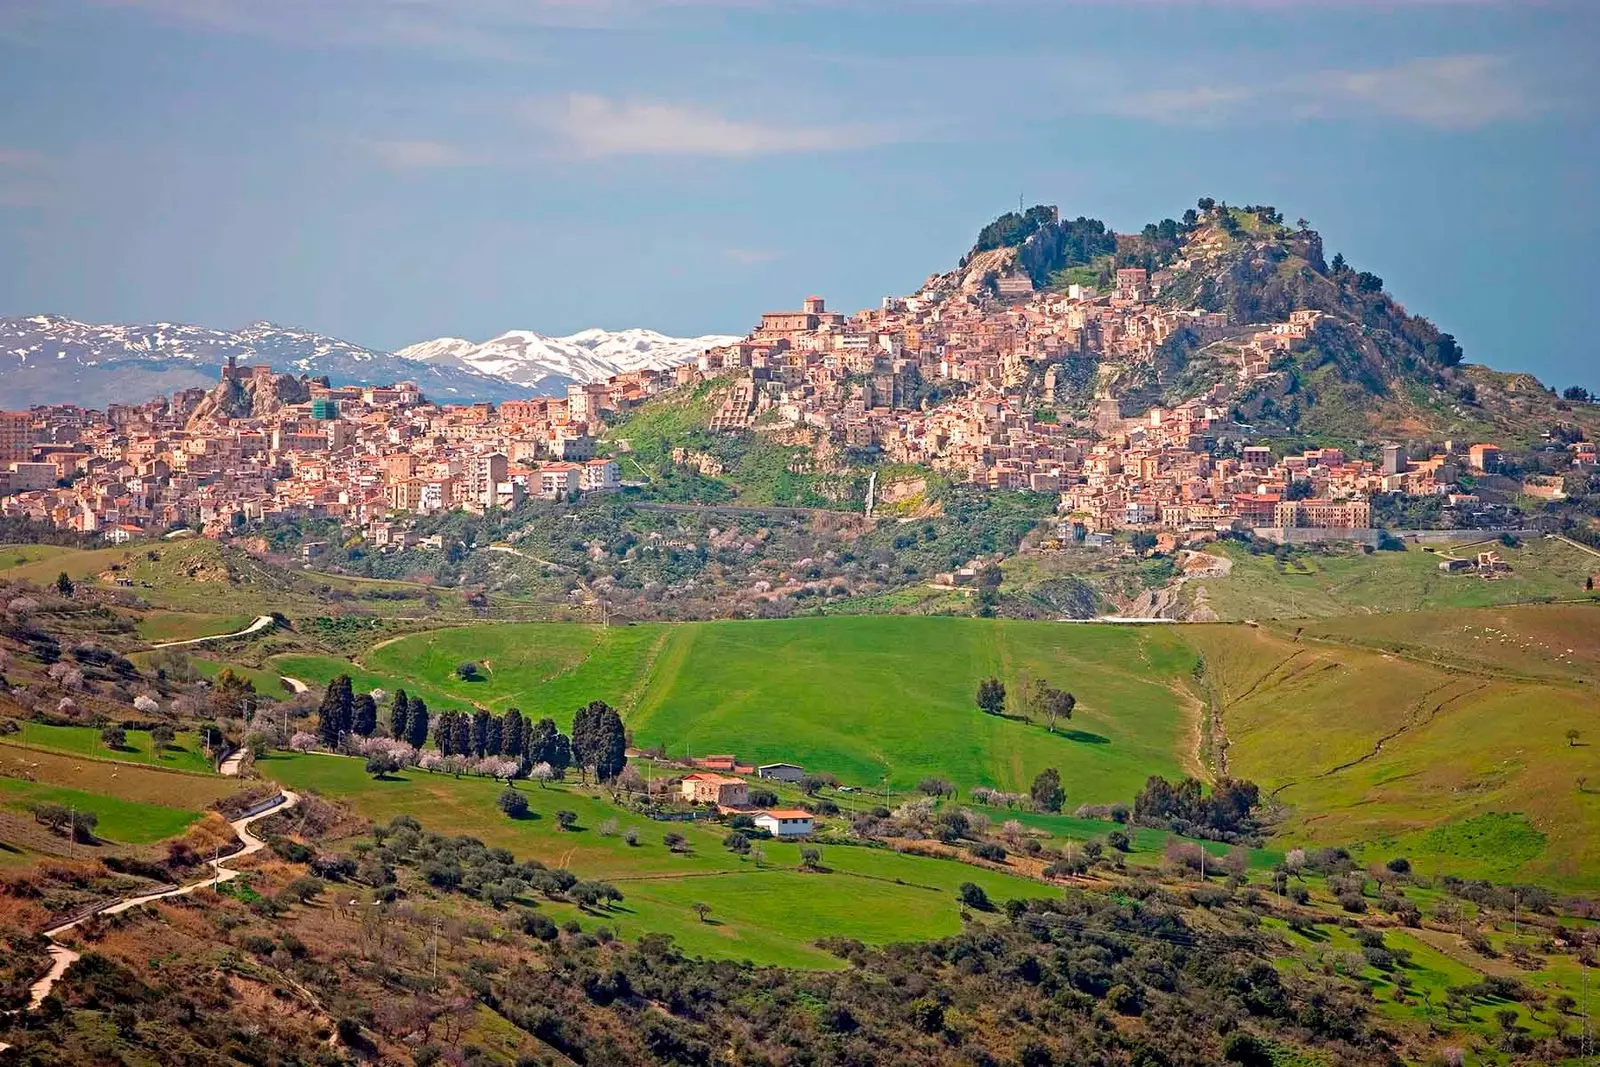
top-left (1107, 54), bottom-right (1533, 129)
top-left (358, 138), bottom-right (478, 169)
top-left (527, 94), bottom-right (903, 158)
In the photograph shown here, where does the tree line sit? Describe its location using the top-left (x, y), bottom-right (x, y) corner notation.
top-left (316, 676), bottom-right (628, 783)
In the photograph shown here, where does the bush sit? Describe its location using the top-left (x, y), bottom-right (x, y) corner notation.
top-left (498, 787), bottom-right (529, 819)
top-left (1222, 1031), bottom-right (1272, 1067)
top-left (957, 882), bottom-right (991, 910)
top-left (1106, 829), bottom-right (1130, 852)
top-left (968, 841), bottom-right (1006, 863)
top-left (455, 661), bottom-right (482, 681)
top-left (99, 725), bottom-right (126, 749)
top-left (1105, 983), bottom-right (1142, 1015)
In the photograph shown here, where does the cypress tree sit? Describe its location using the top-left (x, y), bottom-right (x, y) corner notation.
top-left (434, 709), bottom-right (455, 756)
top-left (352, 693), bottom-right (378, 738)
top-left (471, 709), bottom-right (492, 757)
top-left (452, 714), bottom-right (472, 758)
top-left (318, 675), bottom-right (354, 747)
top-left (486, 716), bottom-right (503, 756)
top-left (406, 699), bottom-right (430, 750)
top-left (389, 689), bottom-right (410, 741)
top-left (502, 708), bottom-right (526, 759)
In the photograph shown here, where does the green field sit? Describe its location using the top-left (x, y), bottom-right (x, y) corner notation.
top-left (279, 616), bottom-right (1200, 799)
top-left (1196, 537), bottom-right (1598, 621)
top-left (1187, 622), bottom-right (1600, 890)
top-left (0, 778), bottom-right (205, 844)
top-left (1290, 602), bottom-right (1600, 686)
top-left (262, 750), bottom-right (1059, 967)
top-left (11, 721), bottom-right (216, 775)
top-left (134, 611), bottom-right (256, 644)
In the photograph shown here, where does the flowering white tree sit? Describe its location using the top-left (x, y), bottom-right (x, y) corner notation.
top-left (529, 762), bottom-right (555, 787)
top-left (47, 663), bottom-right (84, 690)
top-left (472, 756), bottom-right (520, 781)
top-left (357, 737), bottom-right (416, 765)
top-left (133, 693), bottom-right (162, 715)
top-left (418, 751), bottom-right (445, 773)
top-left (1284, 848), bottom-right (1306, 874)
top-left (56, 697), bottom-right (78, 715)
top-left (289, 731), bottom-right (319, 753)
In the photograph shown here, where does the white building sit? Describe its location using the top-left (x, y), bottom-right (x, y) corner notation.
top-left (581, 458), bottom-right (620, 492)
top-left (753, 809), bottom-right (815, 838)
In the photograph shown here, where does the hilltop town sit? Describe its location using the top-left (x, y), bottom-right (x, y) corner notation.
top-left (0, 202), bottom-right (1595, 559)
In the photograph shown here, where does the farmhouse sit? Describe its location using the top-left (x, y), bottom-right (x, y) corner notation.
top-left (753, 809), bottom-right (815, 838)
top-left (756, 762), bottom-right (805, 782)
top-left (680, 772), bottom-right (748, 807)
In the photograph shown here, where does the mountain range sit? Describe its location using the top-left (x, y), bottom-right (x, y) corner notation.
top-left (0, 316), bottom-right (738, 409)
top-left (396, 328), bottom-right (740, 391)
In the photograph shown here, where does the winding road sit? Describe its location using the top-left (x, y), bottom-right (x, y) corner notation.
top-left (8, 789), bottom-right (301, 1019)
top-left (149, 615), bottom-right (275, 649)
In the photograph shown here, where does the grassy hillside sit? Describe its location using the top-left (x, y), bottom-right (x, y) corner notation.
top-left (1194, 536), bottom-right (1597, 621)
top-left (261, 750), bottom-right (1059, 968)
top-left (276, 616), bottom-right (1200, 799)
top-left (1186, 621), bottom-right (1600, 890)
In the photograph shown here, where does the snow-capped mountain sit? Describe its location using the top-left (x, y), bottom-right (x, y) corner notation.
top-left (397, 327), bottom-right (741, 392)
top-left (0, 315), bottom-right (529, 408)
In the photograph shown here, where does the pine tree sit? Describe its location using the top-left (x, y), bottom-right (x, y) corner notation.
top-left (352, 693), bottom-right (378, 737)
top-left (389, 689), bottom-right (410, 741)
top-left (318, 675), bottom-right (354, 748)
top-left (406, 699), bottom-right (430, 750)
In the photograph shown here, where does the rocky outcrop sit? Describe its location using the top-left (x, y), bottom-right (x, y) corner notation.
top-left (187, 372), bottom-right (313, 426)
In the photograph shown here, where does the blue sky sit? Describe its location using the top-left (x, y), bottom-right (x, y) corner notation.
top-left (0, 0), bottom-right (1595, 390)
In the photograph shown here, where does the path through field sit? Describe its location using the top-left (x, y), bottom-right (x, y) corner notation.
top-left (7, 789), bottom-right (301, 1018)
top-left (149, 614), bottom-right (274, 649)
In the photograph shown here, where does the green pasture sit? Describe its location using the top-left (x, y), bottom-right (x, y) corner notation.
top-left (11, 721), bottom-right (216, 775)
top-left (288, 616), bottom-right (1198, 799)
top-left (133, 611), bottom-right (257, 644)
top-left (261, 750), bottom-right (1058, 968)
top-left (1291, 601), bottom-right (1600, 686)
top-left (1188, 624), bottom-right (1600, 891)
top-left (1197, 538), bottom-right (1597, 621)
top-left (0, 778), bottom-right (204, 844)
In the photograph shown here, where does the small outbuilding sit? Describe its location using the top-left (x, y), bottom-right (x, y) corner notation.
top-left (754, 809), bottom-right (815, 838)
top-left (756, 762), bottom-right (805, 782)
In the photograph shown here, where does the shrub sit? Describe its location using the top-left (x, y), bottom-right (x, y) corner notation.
top-left (968, 841), bottom-right (1006, 863)
top-left (1222, 1031), bottom-right (1272, 1067)
top-left (498, 787), bottom-right (529, 819)
top-left (99, 725), bottom-right (126, 749)
top-left (1106, 829), bottom-right (1130, 852)
top-left (1105, 983), bottom-right (1142, 1015)
top-left (957, 882), bottom-right (990, 910)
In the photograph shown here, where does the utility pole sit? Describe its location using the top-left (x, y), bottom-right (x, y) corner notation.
top-left (67, 805), bottom-right (74, 860)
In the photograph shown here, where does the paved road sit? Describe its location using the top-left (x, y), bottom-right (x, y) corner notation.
top-left (282, 676), bottom-right (308, 694)
top-left (10, 790), bottom-right (301, 1016)
top-left (149, 614), bottom-right (274, 649)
